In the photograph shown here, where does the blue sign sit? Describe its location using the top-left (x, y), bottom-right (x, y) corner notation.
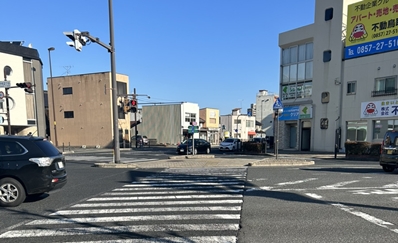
top-left (345, 36), bottom-right (398, 59)
top-left (273, 98), bottom-right (284, 110)
top-left (278, 106), bottom-right (299, 121)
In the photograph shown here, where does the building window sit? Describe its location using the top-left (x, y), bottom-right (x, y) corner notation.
top-left (63, 87), bottom-right (73, 95)
top-left (246, 120), bottom-right (254, 128)
top-left (372, 76), bottom-right (396, 97)
top-left (282, 81), bottom-right (312, 100)
top-left (209, 118), bottom-right (216, 124)
top-left (185, 113), bottom-right (196, 123)
top-left (64, 111), bottom-right (74, 118)
top-left (323, 50), bottom-right (332, 62)
top-left (347, 81), bottom-right (356, 95)
top-left (325, 8), bottom-right (333, 21)
top-left (346, 121), bottom-right (367, 141)
top-left (234, 119), bottom-right (241, 124)
top-left (373, 119), bottom-right (398, 140)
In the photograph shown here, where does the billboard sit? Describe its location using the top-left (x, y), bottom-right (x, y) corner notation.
top-left (361, 99), bottom-right (398, 118)
top-left (345, 0), bottom-right (398, 59)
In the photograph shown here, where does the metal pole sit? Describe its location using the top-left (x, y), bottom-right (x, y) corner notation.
top-left (5, 88), bottom-right (11, 135)
top-left (48, 47), bottom-right (58, 146)
top-left (261, 101), bottom-right (263, 138)
top-left (134, 88), bottom-right (138, 148)
top-left (276, 110), bottom-right (279, 159)
top-left (109, 0), bottom-right (120, 163)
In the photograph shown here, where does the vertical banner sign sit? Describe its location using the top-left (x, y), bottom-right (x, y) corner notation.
top-left (345, 0), bottom-right (398, 59)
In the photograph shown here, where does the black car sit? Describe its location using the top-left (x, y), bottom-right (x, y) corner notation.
top-left (380, 130), bottom-right (398, 172)
top-left (177, 139), bottom-right (211, 155)
top-left (0, 135), bottom-right (67, 207)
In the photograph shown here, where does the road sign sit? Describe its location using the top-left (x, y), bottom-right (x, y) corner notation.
top-left (0, 81), bottom-right (11, 88)
top-left (273, 97), bottom-right (284, 110)
top-left (0, 91), bottom-right (4, 99)
top-left (188, 126), bottom-right (199, 134)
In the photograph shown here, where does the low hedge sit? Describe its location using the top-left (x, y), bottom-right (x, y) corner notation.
top-left (345, 141), bottom-right (381, 156)
top-left (242, 142), bottom-right (265, 153)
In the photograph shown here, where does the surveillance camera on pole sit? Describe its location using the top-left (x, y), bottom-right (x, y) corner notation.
top-left (63, 29), bottom-right (88, 52)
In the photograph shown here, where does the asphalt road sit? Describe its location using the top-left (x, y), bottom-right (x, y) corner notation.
top-left (1, 152), bottom-right (398, 242)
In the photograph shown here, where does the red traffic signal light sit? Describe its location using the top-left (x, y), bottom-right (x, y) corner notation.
top-left (131, 99), bottom-right (137, 107)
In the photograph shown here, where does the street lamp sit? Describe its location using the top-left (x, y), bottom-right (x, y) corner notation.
top-left (48, 47), bottom-right (58, 147)
top-left (261, 99), bottom-right (269, 138)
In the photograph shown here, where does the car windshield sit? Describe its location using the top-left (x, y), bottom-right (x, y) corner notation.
top-left (223, 139), bottom-right (235, 143)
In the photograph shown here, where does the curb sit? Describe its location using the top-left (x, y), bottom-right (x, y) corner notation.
top-left (93, 162), bottom-right (137, 168)
top-left (168, 155), bottom-right (215, 159)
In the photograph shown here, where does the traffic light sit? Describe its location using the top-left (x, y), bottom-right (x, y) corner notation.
top-left (16, 82), bottom-right (33, 93)
top-left (123, 98), bottom-right (130, 114)
top-left (131, 99), bottom-right (137, 113)
top-left (63, 29), bottom-right (87, 52)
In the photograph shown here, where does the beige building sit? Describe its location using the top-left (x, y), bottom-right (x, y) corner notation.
top-left (199, 108), bottom-right (220, 144)
top-left (47, 72), bottom-right (130, 148)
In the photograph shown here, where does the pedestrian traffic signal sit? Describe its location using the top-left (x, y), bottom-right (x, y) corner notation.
top-left (122, 98), bottom-right (130, 114)
top-left (16, 82), bottom-right (33, 93)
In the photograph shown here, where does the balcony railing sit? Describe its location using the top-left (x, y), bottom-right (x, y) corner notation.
top-left (371, 88), bottom-right (398, 97)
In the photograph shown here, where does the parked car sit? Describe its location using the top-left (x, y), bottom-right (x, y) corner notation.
top-left (250, 137), bottom-right (266, 143)
top-left (0, 135), bottom-right (67, 207)
top-left (177, 139), bottom-right (211, 155)
top-left (219, 138), bottom-right (241, 151)
top-left (380, 130), bottom-right (398, 172)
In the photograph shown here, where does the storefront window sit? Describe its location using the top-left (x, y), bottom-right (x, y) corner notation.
top-left (346, 121), bottom-right (367, 141)
top-left (373, 119), bottom-right (398, 139)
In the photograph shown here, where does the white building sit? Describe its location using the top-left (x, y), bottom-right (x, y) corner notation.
top-left (220, 108), bottom-right (256, 141)
top-left (278, 0), bottom-right (396, 152)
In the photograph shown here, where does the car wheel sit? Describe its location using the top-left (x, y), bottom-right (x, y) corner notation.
top-left (206, 147), bottom-right (210, 154)
top-left (0, 178), bottom-right (26, 207)
top-left (382, 165), bottom-right (395, 172)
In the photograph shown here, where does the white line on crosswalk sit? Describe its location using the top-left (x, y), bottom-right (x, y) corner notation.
top-left (87, 194), bottom-right (242, 201)
top-left (132, 179), bottom-right (242, 184)
top-left (50, 206), bottom-right (242, 216)
top-left (58, 236), bottom-right (237, 243)
top-left (276, 178), bottom-right (318, 186)
top-left (123, 182), bottom-right (243, 187)
top-left (0, 224), bottom-right (240, 238)
top-left (305, 193), bottom-right (323, 199)
top-left (71, 199), bottom-right (243, 208)
top-left (113, 185), bottom-right (244, 191)
top-left (27, 214), bottom-right (241, 225)
top-left (103, 189), bottom-right (243, 196)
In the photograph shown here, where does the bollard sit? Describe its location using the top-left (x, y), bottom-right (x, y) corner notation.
top-left (69, 142), bottom-right (71, 151)
top-left (62, 143), bottom-right (65, 152)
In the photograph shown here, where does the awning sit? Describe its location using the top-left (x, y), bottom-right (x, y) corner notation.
top-left (248, 131), bottom-right (256, 135)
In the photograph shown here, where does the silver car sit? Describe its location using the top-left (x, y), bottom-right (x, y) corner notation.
top-left (219, 138), bottom-right (240, 151)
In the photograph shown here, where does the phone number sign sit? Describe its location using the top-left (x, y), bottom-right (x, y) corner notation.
top-left (345, 0), bottom-right (398, 59)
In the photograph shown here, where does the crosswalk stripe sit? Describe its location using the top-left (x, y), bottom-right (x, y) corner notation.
top-left (27, 214), bottom-right (241, 225)
top-left (123, 182), bottom-right (243, 187)
top-left (50, 206), bottom-right (242, 216)
top-left (71, 199), bottom-right (243, 208)
top-left (132, 179), bottom-right (242, 183)
top-left (113, 185), bottom-right (244, 191)
top-left (58, 236), bottom-right (237, 243)
top-left (103, 189), bottom-right (243, 195)
top-left (87, 194), bottom-right (242, 201)
top-left (0, 224), bottom-right (240, 238)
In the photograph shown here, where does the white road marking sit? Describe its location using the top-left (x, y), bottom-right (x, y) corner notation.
top-left (71, 199), bottom-right (243, 208)
top-left (27, 214), bottom-right (241, 225)
top-left (351, 189), bottom-right (398, 195)
top-left (305, 193), bottom-right (323, 199)
top-left (132, 179), bottom-right (242, 184)
top-left (50, 206), bottom-right (242, 216)
top-left (277, 178), bottom-right (318, 186)
top-left (332, 203), bottom-right (398, 233)
top-left (0, 224), bottom-right (240, 238)
top-left (103, 189), bottom-right (243, 195)
top-left (88, 194), bottom-right (242, 201)
top-left (317, 180), bottom-right (359, 189)
top-left (123, 182), bottom-right (243, 187)
top-left (114, 185), bottom-right (244, 191)
top-left (58, 236), bottom-right (237, 243)
top-left (382, 182), bottom-right (398, 188)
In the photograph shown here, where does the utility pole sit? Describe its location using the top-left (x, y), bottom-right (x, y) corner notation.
top-left (133, 88), bottom-right (138, 148)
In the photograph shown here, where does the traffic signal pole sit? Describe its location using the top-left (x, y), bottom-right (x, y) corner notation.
top-left (133, 88), bottom-right (138, 148)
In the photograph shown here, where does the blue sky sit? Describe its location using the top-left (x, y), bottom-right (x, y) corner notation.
top-left (4, 0), bottom-right (315, 115)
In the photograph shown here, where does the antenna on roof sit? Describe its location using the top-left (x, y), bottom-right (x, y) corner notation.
top-left (62, 66), bottom-right (73, 76)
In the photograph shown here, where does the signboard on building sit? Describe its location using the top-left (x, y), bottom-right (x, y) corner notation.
top-left (279, 106), bottom-right (299, 121)
top-left (345, 0), bottom-right (398, 59)
top-left (361, 99), bottom-right (398, 118)
top-left (299, 105), bottom-right (312, 119)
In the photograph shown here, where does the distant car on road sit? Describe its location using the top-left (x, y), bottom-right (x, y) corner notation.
top-left (131, 135), bottom-right (149, 145)
top-left (0, 135), bottom-right (67, 207)
top-left (219, 138), bottom-right (241, 151)
top-left (177, 139), bottom-right (211, 155)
